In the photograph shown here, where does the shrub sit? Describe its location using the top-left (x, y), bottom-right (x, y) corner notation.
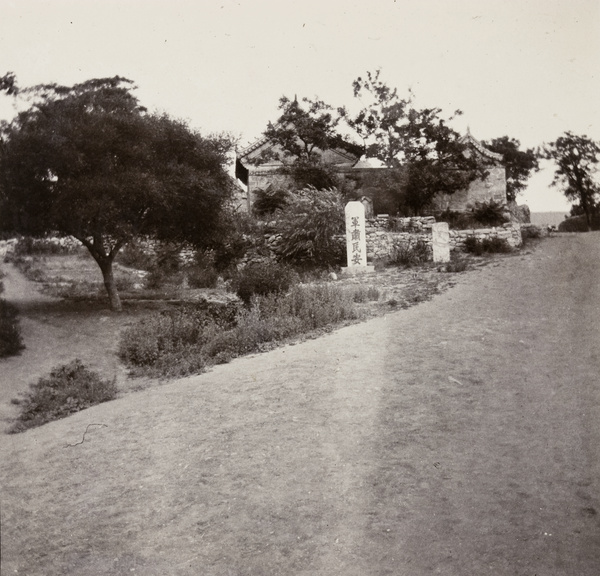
top-left (0, 298), bottom-right (25, 358)
top-left (521, 225), bottom-right (542, 239)
top-left (463, 236), bottom-right (512, 255)
top-left (441, 255), bottom-right (469, 273)
top-left (9, 360), bottom-right (116, 433)
top-left (118, 301), bottom-right (240, 376)
top-left (558, 215), bottom-right (590, 232)
top-left (472, 200), bottom-right (509, 227)
top-left (481, 237), bottom-right (512, 253)
top-left (233, 261), bottom-right (297, 305)
top-left (252, 187), bottom-right (290, 217)
top-left (388, 240), bottom-right (430, 267)
top-left (463, 236), bottom-right (484, 255)
top-left (272, 186), bottom-right (345, 268)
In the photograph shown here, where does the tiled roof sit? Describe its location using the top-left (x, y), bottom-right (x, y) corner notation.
top-left (460, 131), bottom-right (504, 162)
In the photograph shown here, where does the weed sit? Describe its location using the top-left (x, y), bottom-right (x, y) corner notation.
top-left (442, 258), bottom-right (469, 273)
top-left (388, 240), bottom-right (431, 267)
top-left (9, 360), bottom-right (117, 433)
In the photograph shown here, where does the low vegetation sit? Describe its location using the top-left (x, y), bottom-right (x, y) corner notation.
top-left (9, 360), bottom-right (117, 433)
top-left (119, 283), bottom-right (362, 378)
top-left (463, 236), bottom-right (513, 256)
top-left (232, 261), bottom-right (298, 305)
top-left (437, 200), bottom-right (509, 230)
top-left (387, 240), bottom-right (431, 267)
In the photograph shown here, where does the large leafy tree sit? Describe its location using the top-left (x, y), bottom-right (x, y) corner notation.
top-left (482, 136), bottom-right (539, 203)
top-left (541, 132), bottom-right (600, 231)
top-left (0, 76), bottom-right (233, 310)
top-left (341, 70), bottom-right (486, 214)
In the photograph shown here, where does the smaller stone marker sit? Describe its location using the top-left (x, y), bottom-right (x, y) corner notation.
top-left (432, 222), bottom-right (450, 263)
top-left (341, 201), bottom-right (374, 275)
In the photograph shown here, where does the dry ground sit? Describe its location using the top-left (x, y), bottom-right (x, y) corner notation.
top-left (1, 234), bottom-right (599, 575)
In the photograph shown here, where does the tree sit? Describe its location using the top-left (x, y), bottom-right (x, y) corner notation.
top-left (341, 70), bottom-right (487, 214)
top-left (482, 136), bottom-right (539, 203)
top-left (541, 132), bottom-right (600, 231)
top-left (257, 96), bottom-right (359, 190)
top-left (0, 76), bottom-right (233, 310)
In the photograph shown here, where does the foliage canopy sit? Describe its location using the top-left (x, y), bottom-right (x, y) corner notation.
top-left (0, 75), bottom-right (234, 310)
top-left (541, 132), bottom-right (600, 231)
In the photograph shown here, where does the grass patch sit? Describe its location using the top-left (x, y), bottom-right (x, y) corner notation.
top-left (9, 360), bottom-right (117, 433)
top-left (352, 286), bottom-right (381, 303)
top-left (119, 283), bottom-right (362, 378)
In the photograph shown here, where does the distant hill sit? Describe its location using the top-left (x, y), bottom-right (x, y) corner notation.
top-left (530, 212), bottom-right (568, 227)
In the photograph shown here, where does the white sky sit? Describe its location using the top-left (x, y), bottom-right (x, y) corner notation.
top-left (2, 0), bottom-right (599, 211)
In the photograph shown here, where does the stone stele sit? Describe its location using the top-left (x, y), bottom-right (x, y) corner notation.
top-left (432, 222), bottom-right (450, 263)
top-left (342, 201), bottom-right (374, 275)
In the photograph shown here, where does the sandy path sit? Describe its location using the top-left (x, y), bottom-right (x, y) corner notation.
top-left (1, 234), bottom-right (599, 575)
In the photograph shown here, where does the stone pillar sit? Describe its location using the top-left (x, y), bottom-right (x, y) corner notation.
top-left (432, 222), bottom-right (450, 263)
top-left (342, 201), bottom-right (374, 275)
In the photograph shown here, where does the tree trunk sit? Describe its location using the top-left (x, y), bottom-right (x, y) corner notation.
top-left (99, 259), bottom-right (122, 312)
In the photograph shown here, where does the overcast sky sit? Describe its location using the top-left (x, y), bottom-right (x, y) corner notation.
top-left (2, 0), bottom-right (599, 211)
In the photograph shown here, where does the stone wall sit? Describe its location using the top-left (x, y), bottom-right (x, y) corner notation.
top-left (365, 215), bottom-right (522, 262)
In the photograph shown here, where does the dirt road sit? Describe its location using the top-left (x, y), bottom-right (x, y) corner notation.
top-left (1, 234), bottom-right (599, 575)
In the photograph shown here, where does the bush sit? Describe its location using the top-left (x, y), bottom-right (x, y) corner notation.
top-left (252, 187), bottom-right (290, 217)
top-left (233, 261), bottom-right (297, 305)
top-left (437, 202), bottom-right (509, 230)
top-left (463, 236), bottom-right (484, 255)
top-left (388, 240), bottom-right (430, 267)
top-left (472, 200), bottom-right (509, 227)
top-left (558, 215), bottom-right (590, 232)
top-left (441, 255), bottom-right (469, 273)
top-left (9, 360), bottom-right (117, 433)
top-left (482, 237), bottom-right (512, 253)
top-left (521, 225), bottom-right (542, 239)
top-left (463, 236), bottom-right (512, 255)
top-left (118, 301), bottom-right (240, 376)
top-left (272, 186), bottom-right (345, 268)
top-left (0, 298), bottom-right (25, 358)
